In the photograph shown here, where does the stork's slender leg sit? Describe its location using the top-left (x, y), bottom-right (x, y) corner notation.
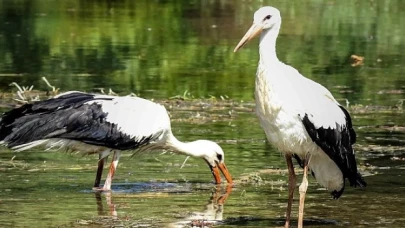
top-left (298, 154), bottom-right (310, 228)
top-left (100, 151), bottom-right (121, 191)
top-left (285, 153), bottom-right (296, 228)
top-left (94, 156), bottom-right (106, 188)
top-left (93, 150), bottom-right (111, 190)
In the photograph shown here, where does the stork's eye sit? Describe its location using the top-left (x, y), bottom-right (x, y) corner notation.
top-left (216, 154), bottom-right (223, 161)
top-left (264, 15), bottom-right (271, 20)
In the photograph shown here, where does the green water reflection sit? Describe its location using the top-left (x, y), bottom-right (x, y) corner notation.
top-left (0, 0), bottom-right (405, 227)
top-left (0, 0), bottom-right (404, 103)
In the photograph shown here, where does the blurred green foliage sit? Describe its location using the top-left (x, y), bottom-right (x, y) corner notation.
top-left (0, 0), bottom-right (404, 103)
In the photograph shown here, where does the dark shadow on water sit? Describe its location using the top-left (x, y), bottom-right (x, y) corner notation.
top-left (81, 182), bottom-right (193, 194)
top-left (223, 216), bottom-right (339, 227)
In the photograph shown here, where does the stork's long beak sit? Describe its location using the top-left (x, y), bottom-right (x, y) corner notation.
top-left (209, 161), bottom-right (233, 184)
top-left (234, 23), bottom-right (263, 52)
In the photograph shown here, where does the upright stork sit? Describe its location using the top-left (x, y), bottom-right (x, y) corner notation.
top-left (234, 6), bottom-right (366, 227)
top-left (0, 91), bottom-right (233, 191)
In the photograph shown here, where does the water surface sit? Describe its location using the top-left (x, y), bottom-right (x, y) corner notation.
top-left (0, 0), bottom-right (404, 227)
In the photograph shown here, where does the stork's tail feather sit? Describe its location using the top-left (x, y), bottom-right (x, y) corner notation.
top-left (354, 172), bottom-right (367, 188)
top-left (11, 140), bottom-right (49, 152)
top-left (0, 103), bottom-right (33, 146)
top-left (0, 92), bottom-right (97, 149)
top-left (347, 171), bottom-right (367, 189)
top-left (331, 172), bottom-right (366, 200)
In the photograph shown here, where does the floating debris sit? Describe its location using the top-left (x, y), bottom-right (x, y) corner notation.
top-left (351, 54), bottom-right (364, 67)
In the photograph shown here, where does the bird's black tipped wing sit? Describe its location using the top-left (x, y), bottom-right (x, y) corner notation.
top-left (0, 92), bottom-right (96, 141)
top-left (301, 106), bottom-right (366, 191)
top-left (0, 92), bottom-right (161, 150)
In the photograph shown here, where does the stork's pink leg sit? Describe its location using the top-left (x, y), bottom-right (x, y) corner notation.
top-left (285, 153), bottom-right (296, 228)
top-left (298, 156), bottom-right (309, 228)
top-left (96, 151), bottom-right (121, 191)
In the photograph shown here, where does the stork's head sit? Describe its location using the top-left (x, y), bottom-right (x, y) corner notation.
top-left (194, 140), bottom-right (233, 184)
top-left (234, 6), bottom-right (281, 52)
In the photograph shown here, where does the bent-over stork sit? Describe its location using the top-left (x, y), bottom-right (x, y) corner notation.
top-left (234, 6), bottom-right (366, 228)
top-left (0, 92), bottom-right (233, 191)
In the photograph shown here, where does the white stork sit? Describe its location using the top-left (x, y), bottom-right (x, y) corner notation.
top-left (0, 91), bottom-right (233, 191)
top-left (233, 6), bottom-right (366, 228)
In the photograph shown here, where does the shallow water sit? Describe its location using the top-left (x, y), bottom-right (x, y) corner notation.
top-left (0, 0), bottom-right (405, 227)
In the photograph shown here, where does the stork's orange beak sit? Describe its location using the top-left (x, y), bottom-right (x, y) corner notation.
top-left (234, 23), bottom-right (263, 52)
top-left (210, 162), bottom-right (233, 184)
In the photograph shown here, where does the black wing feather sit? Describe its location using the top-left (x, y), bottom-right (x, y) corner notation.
top-left (301, 106), bottom-right (366, 196)
top-left (339, 105), bottom-right (356, 144)
top-left (0, 92), bottom-right (97, 140)
top-left (0, 92), bottom-right (160, 150)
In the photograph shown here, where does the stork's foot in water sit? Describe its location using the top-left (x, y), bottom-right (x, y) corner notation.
top-left (91, 151), bottom-right (119, 192)
top-left (92, 186), bottom-right (111, 192)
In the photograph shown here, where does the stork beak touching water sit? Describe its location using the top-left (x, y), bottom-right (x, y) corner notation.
top-left (208, 160), bottom-right (232, 184)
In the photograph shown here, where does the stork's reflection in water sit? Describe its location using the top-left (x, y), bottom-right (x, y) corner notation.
top-left (93, 184), bottom-right (233, 227)
top-left (170, 185), bottom-right (233, 228)
top-left (95, 191), bottom-right (117, 218)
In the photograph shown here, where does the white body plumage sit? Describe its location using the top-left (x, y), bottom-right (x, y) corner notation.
top-left (255, 59), bottom-right (345, 192)
top-left (91, 95), bottom-right (170, 143)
